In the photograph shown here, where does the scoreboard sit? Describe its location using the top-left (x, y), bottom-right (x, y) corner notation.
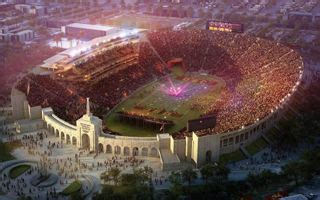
top-left (206, 21), bottom-right (244, 33)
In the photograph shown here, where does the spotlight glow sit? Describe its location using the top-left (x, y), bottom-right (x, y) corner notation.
top-left (162, 77), bottom-right (189, 97)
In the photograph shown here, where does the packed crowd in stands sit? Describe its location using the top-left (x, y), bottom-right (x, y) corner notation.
top-left (74, 43), bottom-right (137, 73)
top-left (15, 30), bottom-right (302, 136)
top-left (16, 74), bottom-right (87, 123)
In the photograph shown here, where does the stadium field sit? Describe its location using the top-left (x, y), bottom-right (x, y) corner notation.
top-left (105, 72), bottom-right (226, 137)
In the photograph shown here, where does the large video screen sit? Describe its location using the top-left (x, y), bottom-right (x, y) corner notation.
top-left (206, 21), bottom-right (244, 33)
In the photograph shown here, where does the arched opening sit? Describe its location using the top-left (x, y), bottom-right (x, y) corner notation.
top-left (150, 147), bottom-right (158, 157)
top-left (206, 150), bottom-right (212, 162)
top-left (61, 132), bottom-right (65, 141)
top-left (98, 143), bottom-right (104, 153)
top-left (47, 124), bottom-right (51, 133)
top-left (114, 146), bottom-right (121, 155)
top-left (106, 145), bottom-right (112, 154)
top-left (66, 134), bottom-right (70, 144)
top-left (124, 147), bottom-right (130, 156)
top-left (141, 147), bottom-right (148, 157)
top-left (81, 134), bottom-right (90, 150)
top-left (55, 129), bottom-right (59, 137)
top-left (132, 147), bottom-right (139, 156)
top-left (72, 137), bottom-right (77, 146)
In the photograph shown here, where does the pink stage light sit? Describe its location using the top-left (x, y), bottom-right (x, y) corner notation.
top-left (168, 86), bottom-right (183, 96)
top-left (162, 77), bottom-right (189, 97)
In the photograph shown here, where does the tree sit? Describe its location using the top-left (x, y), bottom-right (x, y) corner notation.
top-left (200, 163), bottom-right (215, 183)
top-left (121, 173), bottom-right (138, 186)
top-left (278, 118), bottom-right (302, 148)
top-left (182, 167), bottom-right (197, 186)
top-left (299, 111), bottom-right (320, 138)
top-left (215, 164), bottom-right (230, 181)
top-left (169, 171), bottom-right (183, 199)
top-left (108, 167), bottom-right (121, 185)
top-left (70, 192), bottom-right (84, 200)
top-left (143, 166), bottom-right (153, 181)
top-left (169, 171), bottom-right (182, 185)
top-left (93, 185), bottom-right (115, 200)
top-left (113, 168), bottom-right (154, 199)
top-left (282, 161), bottom-right (303, 185)
top-left (100, 171), bottom-right (110, 184)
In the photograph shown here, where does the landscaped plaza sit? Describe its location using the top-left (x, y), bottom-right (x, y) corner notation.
top-left (0, 130), bottom-right (164, 199)
top-left (1, 110), bottom-right (320, 199)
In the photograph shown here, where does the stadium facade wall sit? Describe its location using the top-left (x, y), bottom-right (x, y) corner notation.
top-left (11, 89), bottom-right (27, 120)
top-left (9, 88), bottom-right (293, 170)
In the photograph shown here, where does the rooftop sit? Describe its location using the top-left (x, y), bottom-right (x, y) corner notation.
top-left (66, 23), bottom-right (116, 32)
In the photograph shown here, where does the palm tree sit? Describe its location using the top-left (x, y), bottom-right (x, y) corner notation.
top-left (182, 167), bottom-right (197, 186)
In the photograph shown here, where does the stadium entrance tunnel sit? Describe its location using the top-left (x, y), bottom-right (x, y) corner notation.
top-left (81, 134), bottom-right (90, 150)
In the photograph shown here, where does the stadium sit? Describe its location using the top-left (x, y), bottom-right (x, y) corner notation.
top-left (11, 30), bottom-right (304, 169)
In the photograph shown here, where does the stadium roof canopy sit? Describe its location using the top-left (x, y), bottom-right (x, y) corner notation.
top-left (66, 23), bottom-right (116, 32)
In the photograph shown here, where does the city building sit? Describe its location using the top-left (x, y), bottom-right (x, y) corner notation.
top-left (64, 23), bottom-right (117, 40)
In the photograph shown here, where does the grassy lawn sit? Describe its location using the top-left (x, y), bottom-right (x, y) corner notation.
top-left (105, 73), bottom-right (225, 136)
top-left (0, 141), bottom-right (21, 162)
top-left (219, 150), bottom-right (246, 164)
top-left (9, 164), bottom-right (31, 179)
top-left (61, 180), bottom-right (82, 195)
top-left (245, 137), bottom-right (269, 156)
